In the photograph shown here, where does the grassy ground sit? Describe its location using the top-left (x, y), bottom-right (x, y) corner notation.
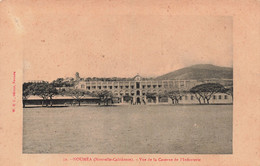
top-left (23, 105), bottom-right (232, 154)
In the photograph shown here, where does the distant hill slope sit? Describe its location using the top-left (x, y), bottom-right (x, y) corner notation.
top-left (156, 64), bottom-right (233, 80)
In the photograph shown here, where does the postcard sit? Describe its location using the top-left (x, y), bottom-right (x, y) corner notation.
top-left (0, 0), bottom-right (259, 165)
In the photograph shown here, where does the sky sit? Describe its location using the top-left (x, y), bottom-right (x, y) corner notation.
top-left (1, 1), bottom-right (233, 82)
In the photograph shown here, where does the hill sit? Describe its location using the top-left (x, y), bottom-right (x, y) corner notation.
top-left (156, 64), bottom-right (233, 80)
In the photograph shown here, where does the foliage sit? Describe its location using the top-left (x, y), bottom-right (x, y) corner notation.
top-left (123, 94), bottom-right (133, 103)
top-left (23, 82), bottom-right (58, 107)
top-left (92, 90), bottom-right (114, 106)
top-left (165, 90), bottom-right (187, 104)
top-left (22, 82), bottom-right (34, 108)
top-left (63, 88), bottom-right (89, 106)
top-left (22, 82), bottom-right (34, 100)
top-left (190, 83), bottom-right (225, 104)
top-left (223, 86), bottom-right (233, 100)
top-left (146, 92), bottom-right (157, 98)
top-left (51, 78), bottom-right (75, 87)
top-left (146, 92), bottom-right (157, 102)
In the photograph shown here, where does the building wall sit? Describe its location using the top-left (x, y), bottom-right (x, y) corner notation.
top-left (23, 98), bottom-right (100, 106)
top-left (75, 76), bottom-right (233, 104)
top-left (177, 93), bottom-right (232, 104)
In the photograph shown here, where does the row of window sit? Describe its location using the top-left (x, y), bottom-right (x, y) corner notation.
top-left (110, 93), bottom-right (229, 101)
top-left (213, 95), bottom-right (228, 100)
top-left (179, 95), bottom-right (228, 100)
top-left (84, 81), bottom-right (188, 85)
top-left (80, 84), bottom-right (186, 90)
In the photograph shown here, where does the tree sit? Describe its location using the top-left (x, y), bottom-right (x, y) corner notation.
top-left (146, 92), bottom-right (157, 103)
top-left (92, 90), bottom-right (114, 106)
top-left (123, 94), bottom-right (133, 103)
top-left (165, 90), bottom-right (186, 104)
top-left (29, 82), bottom-right (58, 107)
top-left (29, 82), bottom-right (50, 106)
top-left (51, 78), bottom-right (64, 87)
top-left (190, 83), bottom-right (225, 104)
top-left (22, 82), bottom-right (33, 108)
top-left (51, 78), bottom-right (75, 87)
top-left (64, 88), bottom-right (88, 106)
top-left (224, 86), bottom-right (233, 100)
top-left (46, 83), bottom-right (58, 106)
top-left (191, 90), bottom-right (203, 104)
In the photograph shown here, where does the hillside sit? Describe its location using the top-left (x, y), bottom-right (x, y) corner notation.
top-left (156, 64), bottom-right (233, 80)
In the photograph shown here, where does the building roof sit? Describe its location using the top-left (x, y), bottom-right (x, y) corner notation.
top-left (26, 95), bottom-right (98, 100)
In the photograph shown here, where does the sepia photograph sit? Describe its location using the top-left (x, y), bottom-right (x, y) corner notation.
top-left (22, 15), bottom-right (233, 154)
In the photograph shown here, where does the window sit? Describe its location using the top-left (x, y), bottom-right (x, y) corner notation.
top-left (169, 82), bottom-right (173, 88)
top-left (147, 85), bottom-right (151, 88)
top-left (219, 95), bottom-right (222, 99)
top-left (153, 85), bottom-right (157, 88)
top-left (142, 85), bottom-right (146, 89)
top-left (131, 86), bottom-right (134, 89)
top-left (180, 96), bottom-right (182, 100)
top-left (136, 82), bottom-right (140, 89)
top-left (98, 86), bottom-right (101, 89)
top-left (180, 81), bottom-right (184, 87)
top-left (87, 86), bottom-right (90, 90)
top-left (92, 86), bottom-right (96, 89)
top-left (103, 86), bottom-right (107, 89)
top-left (109, 86), bottom-right (112, 89)
top-left (224, 95), bottom-right (228, 99)
top-left (136, 90), bottom-right (140, 96)
top-left (114, 86), bottom-right (118, 89)
top-left (120, 86), bottom-right (123, 89)
top-left (158, 85), bottom-right (162, 88)
top-left (125, 86), bottom-right (129, 88)
top-left (213, 95), bottom-right (216, 99)
top-left (191, 96), bottom-right (194, 100)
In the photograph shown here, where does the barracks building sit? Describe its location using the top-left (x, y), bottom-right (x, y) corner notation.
top-left (75, 75), bottom-right (233, 104)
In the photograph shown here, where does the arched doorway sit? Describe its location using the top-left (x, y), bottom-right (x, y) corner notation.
top-left (136, 97), bottom-right (141, 104)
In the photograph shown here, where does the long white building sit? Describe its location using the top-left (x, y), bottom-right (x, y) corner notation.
top-left (75, 75), bottom-right (233, 104)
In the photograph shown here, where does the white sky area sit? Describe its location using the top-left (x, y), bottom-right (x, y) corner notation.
top-left (2, 3), bottom-right (233, 82)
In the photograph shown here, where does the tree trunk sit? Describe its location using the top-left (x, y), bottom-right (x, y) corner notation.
top-left (206, 99), bottom-right (210, 104)
top-left (46, 100), bottom-right (49, 107)
top-left (198, 98), bottom-right (201, 104)
top-left (195, 94), bottom-right (201, 104)
top-left (172, 99), bottom-right (175, 104)
top-left (203, 98), bottom-right (206, 104)
top-left (50, 97), bottom-right (53, 107)
top-left (175, 99), bottom-right (179, 104)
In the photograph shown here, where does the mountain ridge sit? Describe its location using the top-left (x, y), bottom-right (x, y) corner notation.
top-left (156, 64), bottom-right (233, 80)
